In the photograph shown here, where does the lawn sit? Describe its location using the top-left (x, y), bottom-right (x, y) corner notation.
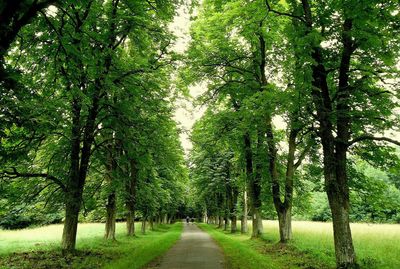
top-left (0, 222), bottom-right (183, 269)
top-left (199, 220), bottom-right (400, 269)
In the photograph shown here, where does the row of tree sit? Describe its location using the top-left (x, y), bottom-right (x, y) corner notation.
top-left (185, 0), bottom-right (400, 269)
top-left (0, 0), bottom-right (187, 254)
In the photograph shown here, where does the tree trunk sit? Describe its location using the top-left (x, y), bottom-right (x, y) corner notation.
top-left (150, 218), bottom-right (154, 231)
top-left (218, 215), bottom-right (223, 228)
top-left (61, 191), bottom-right (81, 253)
top-left (104, 192), bottom-right (116, 240)
top-left (244, 132), bottom-right (263, 237)
top-left (252, 208), bottom-right (263, 238)
top-left (241, 189), bottom-right (248, 233)
top-left (277, 206), bottom-right (292, 243)
top-left (230, 186), bottom-right (238, 233)
top-left (104, 139), bottom-right (117, 240)
top-left (328, 188), bottom-right (357, 268)
top-left (251, 129), bottom-right (264, 238)
top-left (126, 159), bottom-right (138, 236)
top-left (141, 218), bottom-right (146, 234)
top-left (126, 207), bottom-right (135, 236)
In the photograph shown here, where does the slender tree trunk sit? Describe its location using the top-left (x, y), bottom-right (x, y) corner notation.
top-left (241, 189), bottom-right (248, 234)
top-left (104, 140), bottom-right (116, 240)
top-left (141, 218), bottom-right (146, 234)
top-left (218, 215), bottom-right (223, 228)
top-left (244, 133), bottom-right (263, 237)
top-left (251, 129), bottom-right (264, 238)
top-left (230, 186), bottom-right (238, 233)
top-left (150, 218), bottom-right (154, 231)
top-left (126, 159), bottom-right (137, 236)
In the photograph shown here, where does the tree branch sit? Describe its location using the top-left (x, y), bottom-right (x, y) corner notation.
top-left (348, 135), bottom-right (400, 147)
top-left (1, 167), bottom-right (67, 192)
top-left (265, 0), bottom-right (306, 23)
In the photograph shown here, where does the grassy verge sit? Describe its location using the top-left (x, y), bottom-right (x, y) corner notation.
top-left (198, 223), bottom-right (328, 269)
top-left (0, 222), bottom-right (183, 269)
top-left (199, 220), bottom-right (400, 269)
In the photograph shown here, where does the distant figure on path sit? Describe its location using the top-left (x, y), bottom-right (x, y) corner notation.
top-left (186, 216), bottom-right (190, 224)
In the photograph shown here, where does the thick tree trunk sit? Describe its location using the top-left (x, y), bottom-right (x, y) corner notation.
top-left (328, 188), bottom-right (357, 268)
top-left (252, 208), bottom-right (263, 238)
top-left (231, 215), bottom-right (237, 233)
top-left (126, 207), bottom-right (135, 236)
top-left (241, 189), bottom-right (248, 233)
top-left (104, 192), bottom-right (116, 240)
top-left (277, 206), bottom-right (292, 243)
top-left (61, 191), bottom-right (81, 253)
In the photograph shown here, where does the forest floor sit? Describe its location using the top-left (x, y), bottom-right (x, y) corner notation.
top-left (0, 222), bottom-right (182, 269)
top-left (199, 220), bottom-right (400, 269)
top-left (147, 223), bottom-right (225, 269)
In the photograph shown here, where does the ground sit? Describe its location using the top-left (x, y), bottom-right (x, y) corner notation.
top-left (148, 223), bottom-right (225, 269)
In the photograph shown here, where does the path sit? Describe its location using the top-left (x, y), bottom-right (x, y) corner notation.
top-left (149, 223), bottom-right (225, 269)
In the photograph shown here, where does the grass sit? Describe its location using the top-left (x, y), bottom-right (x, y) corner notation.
top-left (0, 222), bottom-right (183, 269)
top-left (199, 220), bottom-right (400, 269)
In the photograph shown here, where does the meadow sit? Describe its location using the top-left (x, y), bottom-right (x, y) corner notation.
top-left (0, 222), bottom-right (182, 269)
top-left (200, 220), bottom-right (400, 269)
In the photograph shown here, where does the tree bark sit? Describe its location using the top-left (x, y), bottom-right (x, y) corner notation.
top-left (251, 129), bottom-right (264, 238)
top-left (277, 206), bottom-right (292, 243)
top-left (217, 215), bottom-right (223, 228)
top-left (104, 192), bottom-right (116, 240)
top-left (241, 189), bottom-right (248, 234)
top-left (126, 159), bottom-right (138, 236)
top-left (141, 218), bottom-right (147, 234)
top-left (104, 140), bottom-right (117, 240)
top-left (61, 190), bottom-right (81, 253)
top-left (230, 186), bottom-right (238, 233)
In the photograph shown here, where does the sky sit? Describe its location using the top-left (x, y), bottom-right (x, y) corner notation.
top-left (169, 4), bottom-right (207, 154)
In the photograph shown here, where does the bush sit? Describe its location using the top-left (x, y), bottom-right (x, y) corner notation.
top-left (0, 213), bottom-right (34, 229)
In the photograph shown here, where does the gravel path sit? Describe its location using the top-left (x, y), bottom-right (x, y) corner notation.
top-left (149, 223), bottom-right (225, 269)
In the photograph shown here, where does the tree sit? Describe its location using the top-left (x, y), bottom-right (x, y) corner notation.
top-left (265, 0), bottom-right (400, 267)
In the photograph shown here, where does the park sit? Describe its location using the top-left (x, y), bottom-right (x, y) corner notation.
top-left (0, 0), bottom-right (400, 268)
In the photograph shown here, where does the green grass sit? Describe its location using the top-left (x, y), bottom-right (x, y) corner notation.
top-left (199, 223), bottom-right (327, 269)
top-left (0, 222), bottom-right (183, 269)
top-left (200, 220), bottom-right (400, 269)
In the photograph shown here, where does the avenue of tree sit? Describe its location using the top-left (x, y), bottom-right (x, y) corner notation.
top-left (0, 0), bottom-right (187, 253)
top-left (0, 1), bottom-right (400, 269)
top-left (185, 1), bottom-right (400, 269)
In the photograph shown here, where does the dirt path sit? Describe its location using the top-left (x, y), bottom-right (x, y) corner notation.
top-left (148, 223), bottom-right (225, 269)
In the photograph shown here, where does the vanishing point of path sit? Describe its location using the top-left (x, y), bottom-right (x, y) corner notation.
top-left (149, 223), bottom-right (225, 269)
